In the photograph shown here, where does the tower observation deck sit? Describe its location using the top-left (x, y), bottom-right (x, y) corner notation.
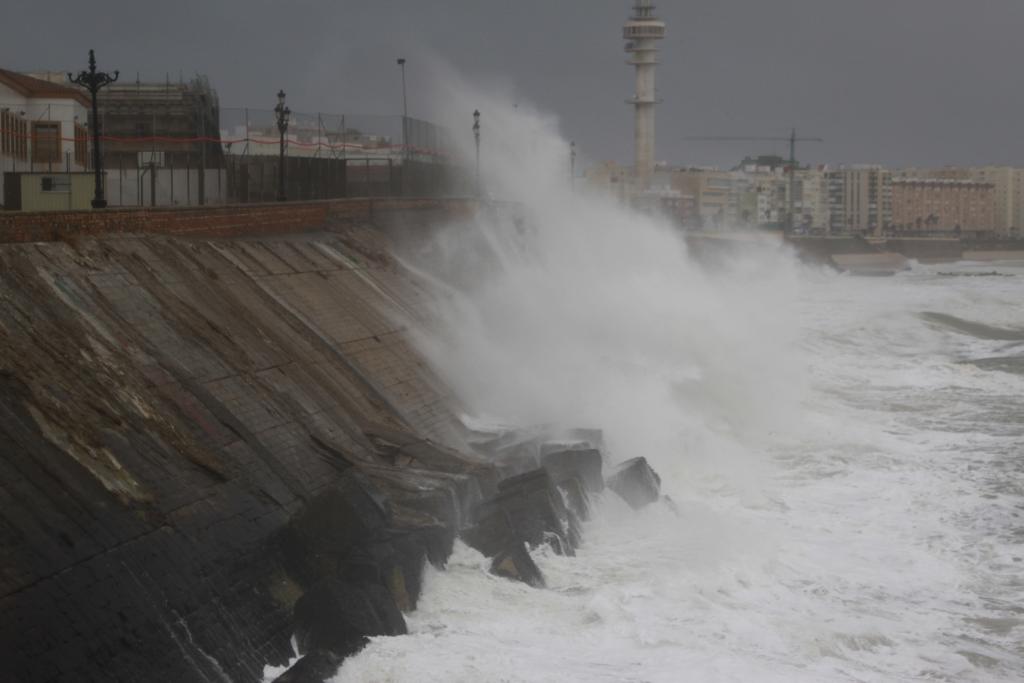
top-left (623, 0), bottom-right (665, 189)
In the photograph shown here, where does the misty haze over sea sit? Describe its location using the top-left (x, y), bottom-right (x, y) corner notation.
top-left (269, 81), bottom-right (1024, 681)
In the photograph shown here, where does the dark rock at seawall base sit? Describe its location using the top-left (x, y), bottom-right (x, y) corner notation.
top-left (460, 455), bottom-right (607, 588)
top-left (465, 468), bottom-right (576, 558)
top-left (0, 229), bottom-right (493, 683)
top-left (558, 475), bottom-right (592, 521)
top-left (278, 471), bottom-right (391, 586)
top-left (490, 542), bottom-right (545, 588)
top-left (273, 650), bottom-right (345, 683)
top-left (293, 577), bottom-right (407, 654)
top-left (607, 457), bottom-right (662, 509)
top-left (542, 448), bottom-right (605, 493)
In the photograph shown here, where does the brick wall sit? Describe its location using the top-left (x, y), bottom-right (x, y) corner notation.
top-left (0, 197), bottom-right (477, 243)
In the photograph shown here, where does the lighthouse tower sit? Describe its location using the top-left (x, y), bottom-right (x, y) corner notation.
top-left (623, 0), bottom-right (666, 190)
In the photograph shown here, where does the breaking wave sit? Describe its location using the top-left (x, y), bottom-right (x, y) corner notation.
top-left (330, 82), bottom-right (1024, 682)
top-left (920, 311), bottom-right (1024, 341)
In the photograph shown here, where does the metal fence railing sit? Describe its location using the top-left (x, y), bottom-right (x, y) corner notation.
top-left (218, 108), bottom-right (456, 163)
top-left (1, 99), bottom-right (468, 209)
top-left (222, 156), bottom-right (468, 204)
top-left (94, 154), bottom-right (469, 208)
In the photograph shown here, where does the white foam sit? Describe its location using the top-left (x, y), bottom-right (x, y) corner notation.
top-left (335, 82), bottom-right (1024, 681)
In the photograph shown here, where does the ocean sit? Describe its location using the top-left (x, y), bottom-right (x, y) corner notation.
top-left (255, 85), bottom-right (1024, 682)
top-left (331, 258), bottom-right (1024, 682)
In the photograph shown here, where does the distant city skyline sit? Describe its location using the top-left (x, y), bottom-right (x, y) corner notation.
top-left (3, 0), bottom-right (1024, 170)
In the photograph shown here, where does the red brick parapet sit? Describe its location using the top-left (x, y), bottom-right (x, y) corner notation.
top-left (0, 197), bottom-right (478, 243)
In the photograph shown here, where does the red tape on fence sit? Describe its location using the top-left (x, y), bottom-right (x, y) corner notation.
top-left (0, 128), bottom-right (451, 158)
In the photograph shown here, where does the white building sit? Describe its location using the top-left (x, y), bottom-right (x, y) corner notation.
top-left (791, 168), bottom-right (829, 231)
top-left (733, 167), bottom-right (786, 227)
top-left (826, 165), bottom-right (893, 235)
top-left (1, 68), bottom-right (90, 206)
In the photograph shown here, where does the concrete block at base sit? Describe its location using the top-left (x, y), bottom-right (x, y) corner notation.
top-left (557, 476), bottom-right (591, 521)
top-left (490, 542), bottom-right (545, 588)
top-left (542, 448), bottom-right (604, 493)
top-left (460, 468), bottom-right (576, 559)
top-left (272, 650), bottom-right (343, 683)
top-left (495, 469), bottom-right (574, 555)
top-left (606, 457), bottom-right (661, 510)
top-left (293, 578), bottom-right (407, 657)
top-left (277, 472), bottom-right (391, 586)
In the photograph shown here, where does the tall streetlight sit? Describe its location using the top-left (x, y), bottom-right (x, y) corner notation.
top-left (397, 58), bottom-right (408, 160)
top-left (274, 89), bottom-right (290, 201)
top-left (198, 92), bottom-right (207, 206)
top-left (472, 109), bottom-right (480, 198)
top-left (69, 50), bottom-right (118, 209)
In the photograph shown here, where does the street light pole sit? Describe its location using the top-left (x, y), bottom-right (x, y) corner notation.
top-left (570, 140), bottom-right (576, 187)
top-left (397, 58), bottom-right (408, 161)
top-left (787, 127), bottom-right (796, 234)
top-left (397, 58), bottom-right (408, 196)
top-left (473, 109), bottom-right (480, 198)
top-left (198, 92), bottom-right (207, 206)
top-left (274, 89), bottom-right (290, 202)
top-left (69, 49), bottom-right (118, 209)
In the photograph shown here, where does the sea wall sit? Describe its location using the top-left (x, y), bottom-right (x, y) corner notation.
top-left (786, 234), bottom-right (969, 266)
top-left (0, 205), bottom-right (489, 682)
top-left (0, 197), bottom-right (477, 243)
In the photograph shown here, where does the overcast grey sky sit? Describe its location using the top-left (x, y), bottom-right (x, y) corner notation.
top-left (4, 0), bottom-right (1024, 169)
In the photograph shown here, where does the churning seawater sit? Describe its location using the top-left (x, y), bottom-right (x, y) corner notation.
top-left (327, 258), bottom-right (1024, 683)
top-left (250, 79), bottom-right (1024, 682)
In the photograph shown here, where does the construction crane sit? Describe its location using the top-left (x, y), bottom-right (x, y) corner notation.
top-left (680, 129), bottom-right (824, 233)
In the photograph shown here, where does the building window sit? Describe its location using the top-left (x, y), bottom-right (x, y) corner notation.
top-left (16, 115), bottom-right (27, 160)
top-left (74, 123), bottom-right (88, 167)
top-left (41, 175), bottom-right (71, 193)
top-left (1, 110), bottom-right (29, 161)
top-left (32, 121), bottom-right (61, 164)
top-left (1, 109), bottom-right (8, 156)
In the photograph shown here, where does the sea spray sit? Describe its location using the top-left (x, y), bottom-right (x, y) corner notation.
top-left (393, 81), bottom-right (806, 500)
top-left (337, 79), bottom-right (1024, 683)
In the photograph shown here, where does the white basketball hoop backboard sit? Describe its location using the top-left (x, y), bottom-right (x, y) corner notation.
top-left (138, 151), bottom-right (165, 167)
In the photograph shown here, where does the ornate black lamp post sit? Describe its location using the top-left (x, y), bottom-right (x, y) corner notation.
top-left (472, 109), bottom-right (480, 197)
top-left (69, 50), bottom-right (118, 209)
top-left (274, 89), bottom-right (290, 201)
